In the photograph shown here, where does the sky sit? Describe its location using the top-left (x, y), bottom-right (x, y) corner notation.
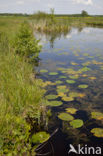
top-left (0, 0), bottom-right (103, 15)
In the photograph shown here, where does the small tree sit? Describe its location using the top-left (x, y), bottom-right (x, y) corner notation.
top-left (81, 10), bottom-right (88, 17)
top-left (14, 21), bottom-right (41, 59)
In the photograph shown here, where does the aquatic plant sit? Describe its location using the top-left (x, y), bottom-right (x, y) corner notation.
top-left (45, 94), bottom-right (58, 100)
top-left (66, 108), bottom-right (77, 114)
top-left (40, 69), bottom-right (48, 73)
top-left (91, 112), bottom-right (103, 121)
top-left (49, 72), bottom-right (58, 75)
top-left (78, 84), bottom-right (88, 89)
top-left (31, 132), bottom-right (50, 144)
top-left (69, 75), bottom-right (79, 79)
top-left (91, 128), bottom-right (103, 138)
top-left (62, 96), bottom-right (74, 102)
top-left (66, 80), bottom-right (76, 84)
top-left (69, 92), bottom-right (79, 98)
top-left (55, 80), bottom-right (63, 84)
top-left (46, 100), bottom-right (63, 107)
top-left (58, 113), bottom-right (74, 121)
top-left (70, 119), bottom-right (83, 128)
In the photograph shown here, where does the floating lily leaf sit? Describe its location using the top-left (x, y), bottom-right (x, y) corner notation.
top-left (55, 80), bottom-right (63, 84)
top-left (58, 92), bottom-right (66, 97)
top-left (46, 101), bottom-right (63, 107)
top-left (70, 119), bottom-right (84, 128)
top-left (83, 53), bottom-right (89, 56)
top-left (62, 96), bottom-right (74, 102)
top-left (45, 94), bottom-right (58, 100)
top-left (91, 128), bottom-right (103, 138)
top-left (69, 75), bottom-right (79, 79)
top-left (79, 67), bottom-right (91, 72)
top-left (82, 74), bottom-right (88, 77)
top-left (91, 112), bottom-right (103, 120)
top-left (40, 69), bottom-right (48, 73)
top-left (89, 77), bottom-right (96, 80)
top-left (58, 113), bottom-right (74, 121)
top-left (31, 132), bottom-right (50, 144)
top-left (78, 93), bottom-right (86, 98)
top-left (66, 80), bottom-right (76, 84)
top-left (57, 85), bottom-right (69, 93)
top-left (69, 92), bottom-right (79, 98)
top-left (82, 61), bottom-right (91, 66)
top-left (49, 72), bottom-right (58, 75)
top-left (66, 108), bottom-right (77, 114)
top-left (78, 84), bottom-right (88, 89)
top-left (42, 81), bottom-right (55, 87)
top-left (71, 62), bottom-right (78, 65)
top-left (59, 76), bottom-right (67, 79)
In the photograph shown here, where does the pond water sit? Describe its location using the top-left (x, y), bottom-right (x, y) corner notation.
top-left (35, 27), bottom-right (103, 146)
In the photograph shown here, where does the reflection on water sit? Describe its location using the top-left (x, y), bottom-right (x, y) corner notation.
top-left (35, 27), bottom-right (103, 145)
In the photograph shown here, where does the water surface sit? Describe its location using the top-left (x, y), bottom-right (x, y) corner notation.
top-left (35, 27), bottom-right (103, 146)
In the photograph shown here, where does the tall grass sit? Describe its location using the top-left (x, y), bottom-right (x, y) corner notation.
top-left (0, 26), bottom-right (45, 155)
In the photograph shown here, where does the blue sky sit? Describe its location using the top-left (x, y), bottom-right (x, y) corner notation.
top-left (0, 0), bottom-right (103, 15)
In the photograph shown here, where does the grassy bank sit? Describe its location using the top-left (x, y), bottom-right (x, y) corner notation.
top-left (0, 20), bottom-right (46, 155)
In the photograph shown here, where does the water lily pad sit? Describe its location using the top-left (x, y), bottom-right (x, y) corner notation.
top-left (91, 112), bottom-right (103, 120)
top-left (71, 62), bottom-right (78, 65)
top-left (55, 80), bottom-right (63, 84)
top-left (31, 132), bottom-right (50, 144)
top-left (79, 67), bottom-right (91, 72)
top-left (66, 80), bottom-right (76, 84)
top-left (40, 69), bottom-right (48, 73)
top-left (70, 119), bottom-right (84, 128)
top-left (89, 77), bottom-right (96, 80)
top-left (62, 96), bottom-right (74, 102)
top-left (45, 94), bottom-right (58, 100)
top-left (49, 72), bottom-right (58, 75)
top-left (46, 101), bottom-right (63, 107)
top-left (58, 113), bottom-right (74, 121)
top-left (59, 76), bottom-right (66, 79)
top-left (69, 92), bottom-right (79, 98)
top-left (57, 85), bottom-right (69, 93)
top-left (78, 84), bottom-right (88, 89)
top-left (91, 128), bottom-right (103, 138)
top-left (66, 108), bottom-right (77, 114)
top-left (69, 75), bottom-right (79, 79)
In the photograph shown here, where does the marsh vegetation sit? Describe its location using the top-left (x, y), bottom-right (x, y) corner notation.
top-left (0, 12), bottom-right (103, 155)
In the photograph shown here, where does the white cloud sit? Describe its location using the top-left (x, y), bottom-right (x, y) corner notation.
top-left (16, 1), bottom-right (24, 5)
top-left (73, 0), bottom-right (93, 5)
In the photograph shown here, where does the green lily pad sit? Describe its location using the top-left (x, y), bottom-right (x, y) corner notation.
top-left (40, 69), bottom-right (48, 73)
top-left (79, 67), bottom-right (91, 72)
top-left (78, 84), bottom-right (88, 89)
top-left (69, 92), bottom-right (79, 98)
top-left (70, 119), bottom-right (84, 128)
top-left (55, 80), bottom-right (63, 84)
top-left (58, 113), bottom-right (74, 121)
top-left (62, 96), bottom-right (74, 102)
top-left (49, 72), bottom-right (58, 75)
top-left (69, 75), bottom-right (79, 79)
top-left (46, 101), bottom-right (63, 107)
top-left (66, 108), bottom-right (77, 114)
top-left (45, 95), bottom-right (58, 100)
top-left (66, 80), bottom-right (76, 84)
top-left (91, 128), bottom-right (103, 138)
top-left (59, 76), bottom-right (66, 79)
top-left (31, 132), bottom-right (50, 144)
top-left (57, 85), bottom-right (69, 93)
top-left (91, 112), bottom-right (103, 120)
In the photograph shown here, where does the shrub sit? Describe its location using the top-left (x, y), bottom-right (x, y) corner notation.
top-left (14, 21), bottom-right (41, 59)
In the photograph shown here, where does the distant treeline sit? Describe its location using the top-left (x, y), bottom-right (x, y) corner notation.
top-left (0, 13), bottom-right (29, 16)
top-left (0, 12), bottom-right (103, 17)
